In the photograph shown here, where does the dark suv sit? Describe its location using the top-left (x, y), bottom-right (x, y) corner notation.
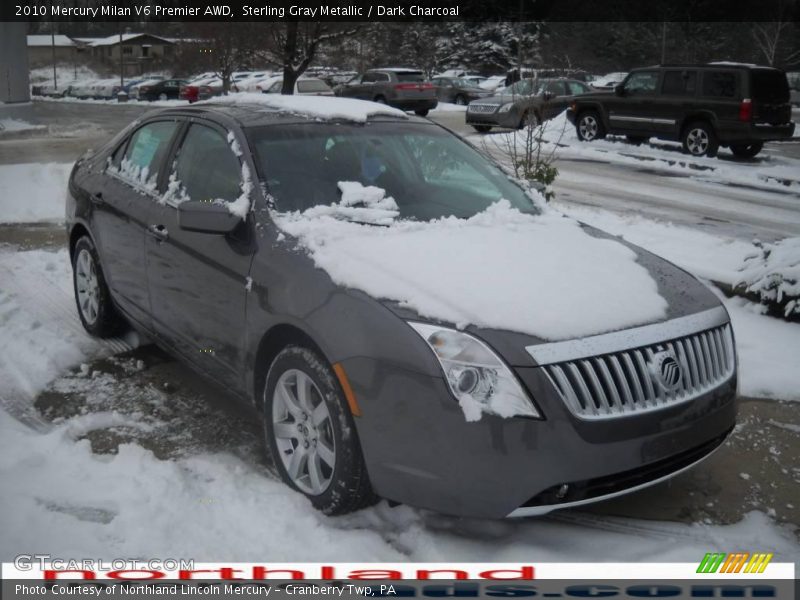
top-left (334, 68), bottom-right (438, 116)
top-left (567, 64), bottom-right (795, 158)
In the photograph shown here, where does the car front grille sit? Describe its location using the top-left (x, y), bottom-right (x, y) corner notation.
top-left (467, 103), bottom-right (498, 114)
top-left (541, 323), bottom-right (735, 420)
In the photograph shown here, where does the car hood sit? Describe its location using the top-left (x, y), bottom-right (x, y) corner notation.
top-left (377, 224), bottom-right (722, 367)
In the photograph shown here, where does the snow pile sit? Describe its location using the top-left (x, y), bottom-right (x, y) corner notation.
top-left (224, 163), bottom-right (254, 219)
top-left (0, 162), bottom-right (72, 223)
top-left (202, 93), bottom-right (407, 122)
top-left (0, 118), bottom-right (45, 134)
top-left (302, 181), bottom-right (400, 225)
top-left (736, 238), bottom-right (800, 318)
top-left (107, 157), bottom-right (158, 193)
top-left (276, 200), bottom-right (668, 341)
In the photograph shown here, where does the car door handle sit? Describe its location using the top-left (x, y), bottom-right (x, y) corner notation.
top-left (147, 224), bottom-right (169, 241)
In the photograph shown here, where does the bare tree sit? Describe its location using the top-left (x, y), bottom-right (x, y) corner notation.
top-left (259, 22), bottom-right (359, 94)
top-left (191, 22), bottom-right (259, 94)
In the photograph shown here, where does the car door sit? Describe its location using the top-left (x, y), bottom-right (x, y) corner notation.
top-left (340, 73), bottom-right (368, 98)
top-left (605, 70), bottom-right (661, 134)
top-left (432, 78), bottom-right (452, 101)
top-left (145, 120), bottom-right (255, 390)
top-left (539, 80), bottom-right (569, 120)
top-left (90, 119), bottom-right (181, 328)
top-left (657, 69), bottom-right (698, 136)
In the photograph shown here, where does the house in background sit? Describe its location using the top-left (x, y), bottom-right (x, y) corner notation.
top-left (26, 35), bottom-right (79, 68)
top-left (73, 33), bottom-right (176, 77)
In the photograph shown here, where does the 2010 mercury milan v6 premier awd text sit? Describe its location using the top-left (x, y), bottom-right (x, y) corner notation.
top-left (66, 95), bottom-right (737, 518)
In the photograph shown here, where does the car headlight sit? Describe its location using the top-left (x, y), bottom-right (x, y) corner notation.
top-left (408, 322), bottom-right (541, 421)
top-left (498, 103), bottom-right (514, 113)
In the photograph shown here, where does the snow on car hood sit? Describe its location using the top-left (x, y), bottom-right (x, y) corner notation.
top-left (275, 200), bottom-right (669, 341)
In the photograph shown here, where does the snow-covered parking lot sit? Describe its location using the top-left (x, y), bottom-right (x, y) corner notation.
top-left (0, 100), bottom-right (798, 564)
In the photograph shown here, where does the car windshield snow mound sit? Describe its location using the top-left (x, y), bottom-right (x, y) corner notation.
top-left (247, 121), bottom-right (538, 222)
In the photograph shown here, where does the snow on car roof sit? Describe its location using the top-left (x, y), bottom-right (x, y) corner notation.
top-left (201, 93), bottom-right (407, 122)
top-left (373, 67), bottom-right (423, 73)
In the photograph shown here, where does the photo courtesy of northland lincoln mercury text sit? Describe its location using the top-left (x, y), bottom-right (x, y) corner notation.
top-left (0, 0), bottom-right (798, 596)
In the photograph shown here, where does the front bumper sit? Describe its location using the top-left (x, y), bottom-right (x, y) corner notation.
top-left (342, 354), bottom-right (737, 519)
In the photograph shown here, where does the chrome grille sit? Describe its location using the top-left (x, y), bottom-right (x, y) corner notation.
top-left (467, 103), bottom-right (498, 114)
top-left (541, 324), bottom-right (735, 420)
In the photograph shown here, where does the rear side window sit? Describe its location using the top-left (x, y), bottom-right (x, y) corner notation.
top-left (297, 79), bottom-right (331, 93)
top-left (113, 120), bottom-right (179, 190)
top-left (702, 71), bottom-right (738, 98)
top-left (751, 69), bottom-right (790, 102)
top-left (567, 81), bottom-right (590, 95)
top-left (624, 71), bottom-right (659, 95)
top-left (363, 72), bottom-right (389, 83)
top-left (396, 71), bottom-right (425, 83)
top-left (172, 124), bottom-right (241, 204)
top-left (661, 71), bottom-right (697, 95)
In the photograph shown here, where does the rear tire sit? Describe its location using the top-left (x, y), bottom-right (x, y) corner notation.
top-left (414, 109), bottom-right (430, 117)
top-left (373, 95), bottom-right (387, 104)
top-left (576, 110), bottom-right (605, 141)
top-left (682, 121), bottom-right (719, 157)
top-left (730, 142), bottom-right (763, 159)
top-left (72, 235), bottom-right (126, 338)
top-left (473, 125), bottom-right (492, 133)
top-left (263, 345), bottom-right (377, 515)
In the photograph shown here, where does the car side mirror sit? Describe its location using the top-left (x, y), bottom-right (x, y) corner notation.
top-left (614, 84), bottom-right (625, 96)
top-left (177, 200), bottom-right (241, 234)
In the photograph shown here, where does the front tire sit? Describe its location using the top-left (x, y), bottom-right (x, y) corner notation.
top-left (730, 142), bottom-right (763, 159)
top-left (158, 92), bottom-right (167, 101)
top-left (263, 345), bottom-right (376, 515)
top-left (72, 235), bottom-right (125, 337)
top-left (472, 125), bottom-right (492, 133)
top-left (454, 95), bottom-right (467, 106)
top-left (414, 108), bottom-right (430, 117)
top-left (682, 121), bottom-right (719, 157)
top-left (576, 111), bottom-right (605, 141)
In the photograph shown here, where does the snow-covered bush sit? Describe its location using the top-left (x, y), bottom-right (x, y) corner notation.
top-left (736, 237), bottom-right (800, 320)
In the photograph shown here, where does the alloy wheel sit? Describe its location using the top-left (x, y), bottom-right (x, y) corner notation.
top-left (271, 369), bottom-right (336, 495)
top-left (75, 248), bottom-right (100, 325)
top-left (579, 115), bottom-right (599, 140)
top-left (686, 128), bottom-right (709, 155)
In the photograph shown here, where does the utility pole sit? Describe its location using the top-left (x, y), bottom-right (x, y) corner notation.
top-left (51, 29), bottom-right (57, 90)
top-left (119, 30), bottom-right (124, 88)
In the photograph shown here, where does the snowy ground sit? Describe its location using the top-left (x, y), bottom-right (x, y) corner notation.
top-left (0, 102), bottom-right (798, 565)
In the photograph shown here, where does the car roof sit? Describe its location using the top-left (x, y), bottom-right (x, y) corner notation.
top-left (143, 99), bottom-right (421, 129)
top-left (635, 63), bottom-right (780, 71)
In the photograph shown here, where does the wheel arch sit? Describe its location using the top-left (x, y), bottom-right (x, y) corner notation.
top-left (678, 112), bottom-right (718, 136)
top-left (252, 323), bottom-right (329, 412)
top-left (68, 222), bottom-right (93, 261)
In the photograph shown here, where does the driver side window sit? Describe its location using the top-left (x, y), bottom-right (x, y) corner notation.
top-left (169, 124), bottom-right (241, 206)
top-left (624, 71), bottom-right (659, 95)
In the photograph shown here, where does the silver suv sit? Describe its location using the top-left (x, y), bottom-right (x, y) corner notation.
top-left (334, 68), bottom-right (438, 116)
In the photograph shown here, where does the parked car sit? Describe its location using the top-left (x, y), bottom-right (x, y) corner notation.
top-left (138, 79), bottom-right (186, 101)
top-left (460, 75), bottom-right (487, 87)
top-left (479, 75), bottom-right (508, 92)
top-left (567, 64), bottom-right (796, 158)
top-left (179, 82), bottom-right (214, 104)
top-left (431, 76), bottom-right (492, 105)
top-left (334, 68), bottom-right (438, 116)
top-left (466, 78), bottom-right (591, 132)
top-left (590, 72), bottom-right (629, 90)
top-left (237, 72), bottom-right (276, 93)
top-left (66, 96), bottom-right (737, 518)
top-left (261, 77), bottom-right (334, 96)
top-left (787, 72), bottom-right (800, 106)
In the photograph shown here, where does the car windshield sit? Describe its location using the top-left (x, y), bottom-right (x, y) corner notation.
top-left (247, 122), bottom-right (537, 222)
top-left (505, 79), bottom-right (547, 96)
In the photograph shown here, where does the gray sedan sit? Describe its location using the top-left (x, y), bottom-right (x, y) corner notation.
top-left (431, 76), bottom-right (493, 105)
top-left (66, 98), bottom-right (736, 518)
top-left (466, 78), bottom-right (591, 132)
